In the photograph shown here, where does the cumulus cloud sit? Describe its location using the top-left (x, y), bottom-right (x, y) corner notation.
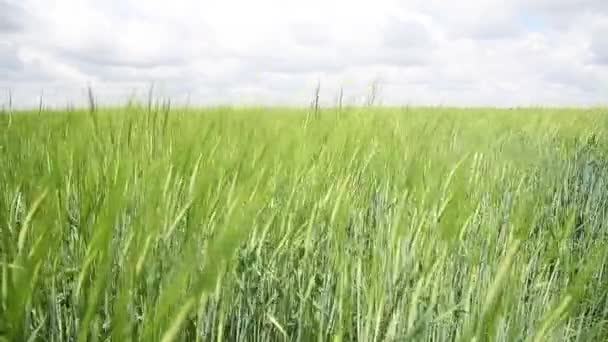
top-left (0, 42), bottom-right (22, 70)
top-left (591, 26), bottom-right (608, 65)
top-left (0, 1), bottom-right (26, 33)
top-left (1, 0), bottom-right (607, 108)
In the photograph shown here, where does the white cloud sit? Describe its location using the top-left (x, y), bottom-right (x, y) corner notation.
top-left (591, 24), bottom-right (608, 65)
top-left (1, 0), bottom-right (608, 108)
top-left (0, 1), bottom-right (25, 33)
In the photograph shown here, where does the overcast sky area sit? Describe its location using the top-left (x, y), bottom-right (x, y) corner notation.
top-left (1, 0), bottom-right (608, 108)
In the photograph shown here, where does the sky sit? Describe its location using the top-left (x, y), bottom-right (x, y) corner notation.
top-left (1, 0), bottom-right (608, 108)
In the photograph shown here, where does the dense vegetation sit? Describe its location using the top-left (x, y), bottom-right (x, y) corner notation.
top-left (1, 106), bottom-right (608, 341)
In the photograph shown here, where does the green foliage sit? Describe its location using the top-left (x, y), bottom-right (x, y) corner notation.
top-left (1, 106), bottom-right (608, 341)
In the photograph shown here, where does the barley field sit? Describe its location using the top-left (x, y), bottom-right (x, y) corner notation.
top-left (1, 106), bottom-right (608, 341)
